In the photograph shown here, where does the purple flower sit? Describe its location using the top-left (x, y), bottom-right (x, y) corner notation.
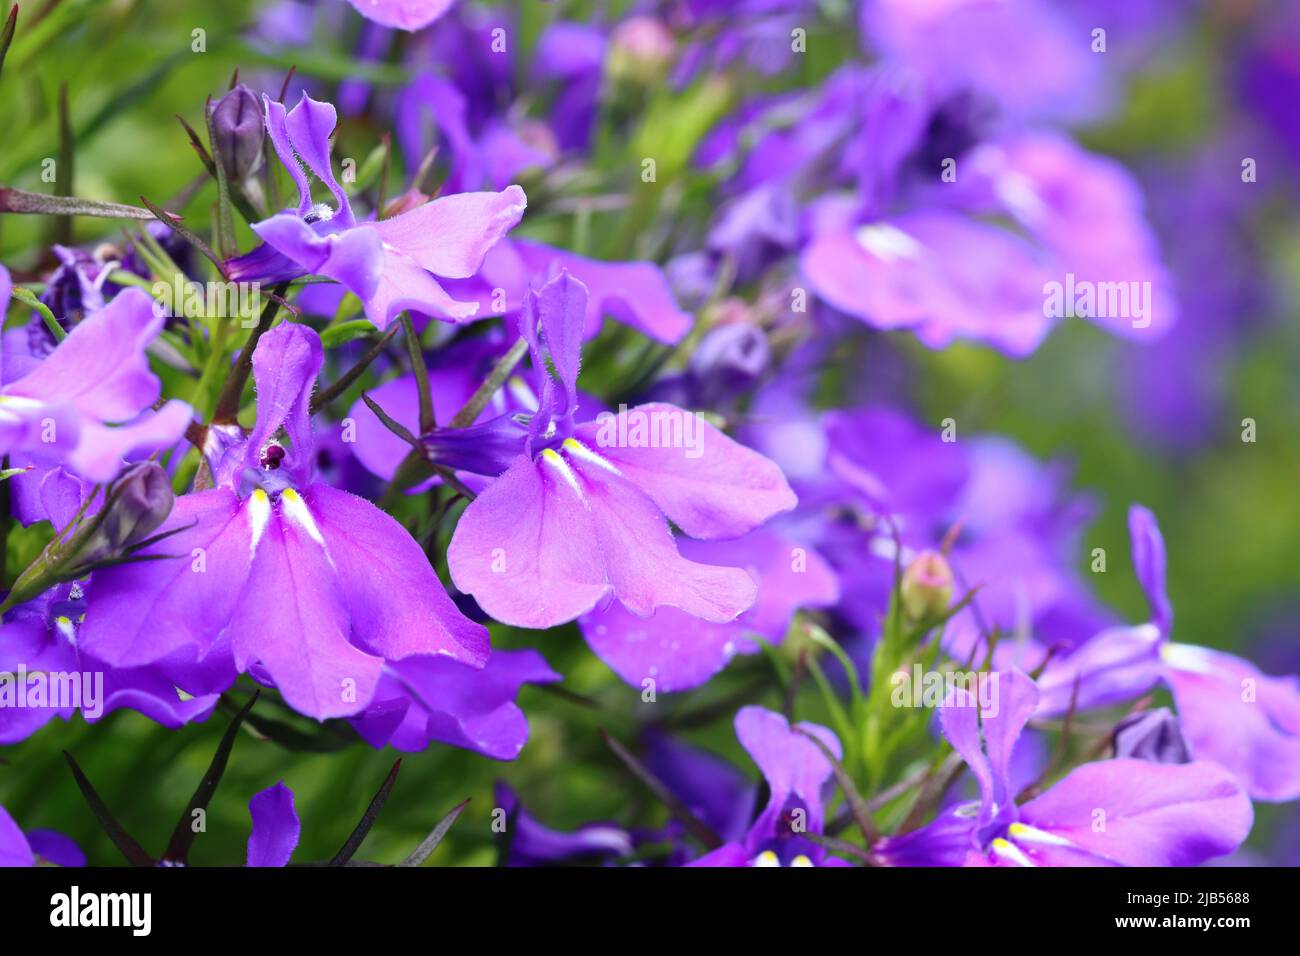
top-left (0, 287), bottom-right (193, 484)
top-left (689, 706), bottom-right (845, 867)
top-left (0, 804), bottom-right (84, 867)
top-left (227, 93), bottom-right (526, 330)
top-left (446, 271), bottom-right (796, 629)
top-left (78, 323), bottom-right (488, 720)
top-left (494, 782), bottom-right (638, 867)
top-left (0, 582), bottom-right (223, 743)
top-left (349, 649), bottom-right (560, 758)
top-left (1039, 505), bottom-right (1300, 802)
top-left (346, 0), bottom-right (454, 32)
top-left (879, 669), bottom-right (1253, 866)
top-left (860, 0), bottom-right (1110, 123)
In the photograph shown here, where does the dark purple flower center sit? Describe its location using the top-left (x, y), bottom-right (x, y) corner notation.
top-left (260, 442), bottom-right (287, 470)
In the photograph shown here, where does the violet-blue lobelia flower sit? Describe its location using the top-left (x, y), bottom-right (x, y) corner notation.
top-left (742, 2), bottom-right (1176, 357)
top-left (0, 803), bottom-right (84, 867)
top-left (0, 280), bottom-right (193, 483)
top-left (226, 93), bottom-right (526, 330)
top-left (0, 580), bottom-right (224, 744)
top-left (1038, 505), bottom-right (1300, 802)
top-left (445, 271), bottom-right (796, 629)
top-left (77, 322), bottom-right (489, 720)
top-left (349, 648), bottom-right (561, 759)
top-left (688, 706), bottom-right (848, 867)
top-left (877, 669), bottom-right (1253, 867)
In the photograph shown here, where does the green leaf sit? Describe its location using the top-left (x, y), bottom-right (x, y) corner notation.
top-left (0, 187), bottom-right (154, 220)
top-left (320, 319), bottom-right (379, 349)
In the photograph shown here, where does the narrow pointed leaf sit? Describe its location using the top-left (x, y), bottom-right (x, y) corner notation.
top-left (400, 798), bottom-right (470, 867)
top-left (0, 187), bottom-right (154, 220)
top-left (162, 691), bottom-right (259, 864)
top-left (330, 760), bottom-right (401, 866)
top-left (63, 751), bottom-right (155, 866)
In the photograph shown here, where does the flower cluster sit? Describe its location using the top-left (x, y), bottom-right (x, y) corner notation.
top-left (1, 0), bottom-right (1297, 869)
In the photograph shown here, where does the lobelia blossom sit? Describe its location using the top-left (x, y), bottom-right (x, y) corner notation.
top-left (78, 322), bottom-right (489, 720)
top-left (699, 2), bottom-right (1176, 357)
top-left (0, 581), bottom-right (223, 743)
top-left (877, 669), bottom-right (1253, 867)
top-left (1037, 505), bottom-right (1300, 802)
top-left (0, 804), bottom-right (83, 868)
top-left (493, 782), bottom-right (640, 867)
top-left (778, 403), bottom-right (1107, 657)
top-left (225, 92), bottom-right (526, 331)
top-left (446, 270), bottom-right (797, 630)
top-left (349, 648), bottom-right (561, 759)
top-left (688, 706), bottom-right (847, 867)
top-left (0, 284), bottom-right (194, 491)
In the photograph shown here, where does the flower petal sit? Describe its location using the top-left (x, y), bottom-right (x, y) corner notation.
top-left (247, 782), bottom-right (300, 867)
top-left (374, 185), bottom-right (527, 280)
top-left (305, 483), bottom-right (489, 666)
top-left (575, 402), bottom-right (796, 539)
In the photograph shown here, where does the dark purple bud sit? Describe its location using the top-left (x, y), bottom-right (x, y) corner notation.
top-left (1, 463), bottom-right (176, 611)
top-left (95, 462), bottom-right (176, 557)
top-left (211, 84), bottom-right (265, 182)
top-left (1113, 707), bottom-right (1191, 764)
top-left (686, 317), bottom-right (770, 408)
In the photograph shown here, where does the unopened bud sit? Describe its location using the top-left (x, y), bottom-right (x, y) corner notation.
top-left (211, 84), bottom-right (265, 182)
top-left (94, 462), bottom-right (176, 557)
top-left (687, 318), bottom-right (770, 407)
top-left (607, 16), bottom-right (675, 86)
top-left (900, 550), bottom-right (954, 622)
top-left (0, 463), bottom-right (175, 614)
top-left (1112, 708), bottom-right (1191, 764)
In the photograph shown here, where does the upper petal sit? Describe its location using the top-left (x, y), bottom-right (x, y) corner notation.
top-left (734, 706), bottom-right (840, 848)
top-left (575, 403), bottom-right (796, 539)
top-left (375, 185), bottom-right (527, 280)
top-left (514, 240), bottom-right (692, 344)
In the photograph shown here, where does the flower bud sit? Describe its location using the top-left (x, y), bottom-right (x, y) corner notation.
top-left (900, 550), bottom-right (954, 622)
top-left (687, 317), bottom-right (770, 408)
top-left (0, 463), bottom-right (175, 614)
top-left (95, 462), bottom-right (176, 556)
top-left (1112, 708), bottom-right (1191, 764)
top-left (607, 16), bottom-right (675, 86)
top-left (211, 84), bottom-right (265, 182)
